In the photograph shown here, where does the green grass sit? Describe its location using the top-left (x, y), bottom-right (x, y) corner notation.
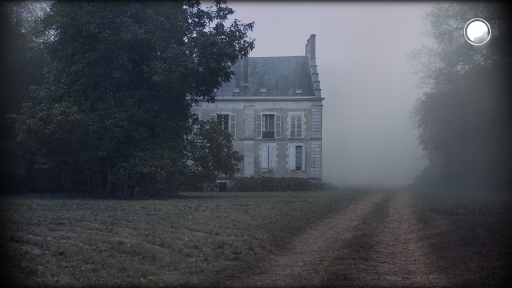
top-left (410, 187), bottom-right (512, 286)
top-left (1, 188), bottom-right (369, 287)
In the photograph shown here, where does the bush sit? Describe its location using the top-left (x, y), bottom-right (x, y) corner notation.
top-left (231, 176), bottom-right (327, 192)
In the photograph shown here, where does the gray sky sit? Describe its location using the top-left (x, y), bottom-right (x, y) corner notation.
top-left (227, 1), bottom-right (433, 185)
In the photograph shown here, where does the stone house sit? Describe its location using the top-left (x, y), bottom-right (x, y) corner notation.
top-left (192, 34), bottom-right (324, 191)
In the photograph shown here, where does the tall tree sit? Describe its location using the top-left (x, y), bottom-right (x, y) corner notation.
top-left (0, 1), bottom-right (49, 193)
top-left (182, 117), bottom-right (243, 190)
top-left (12, 1), bottom-right (254, 195)
top-left (409, 2), bottom-right (512, 188)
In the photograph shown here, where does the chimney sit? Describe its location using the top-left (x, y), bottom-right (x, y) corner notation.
top-left (305, 34), bottom-right (321, 97)
top-left (305, 34), bottom-right (316, 60)
top-left (243, 55), bottom-right (249, 86)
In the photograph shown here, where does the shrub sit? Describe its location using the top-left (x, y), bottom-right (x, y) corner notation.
top-left (231, 176), bottom-right (327, 192)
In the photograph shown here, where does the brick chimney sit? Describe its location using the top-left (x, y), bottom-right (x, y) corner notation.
top-left (243, 55), bottom-right (249, 86)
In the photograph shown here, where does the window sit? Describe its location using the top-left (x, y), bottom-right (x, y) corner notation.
top-left (290, 115), bottom-right (303, 138)
top-left (256, 113), bottom-right (281, 139)
top-left (217, 114), bottom-right (229, 131)
top-left (211, 113), bottom-right (236, 137)
top-left (288, 144), bottom-right (305, 171)
top-left (263, 114), bottom-right (274, 138)
top-left (261, 144), bottom-right (277, 172)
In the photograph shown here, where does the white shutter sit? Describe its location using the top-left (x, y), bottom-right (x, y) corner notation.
top-left (261, 145), bottom-right (269, 172)
top-left (297, 116), bottom-right (302, 138)
top-left (229, 114), bottom-right (236, 137)
top-left (290, 116), bottom-right (296, 138)
top-left (301, 145), bottom-right (306, 171)
top-left (289, 145), bottom-right (296, 170)
top-left (256, 114), bottom-right (262, 138)
top-left (269, 145), bottom-right (276, 171)
top-left (275, 114), bottom-right (281, 138)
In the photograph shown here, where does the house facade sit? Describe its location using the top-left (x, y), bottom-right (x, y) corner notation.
top-left (192, 34), bottom-right (324, 190)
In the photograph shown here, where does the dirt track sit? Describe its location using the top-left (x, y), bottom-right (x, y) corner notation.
top-left (228, 188), bottom-right (446, 287)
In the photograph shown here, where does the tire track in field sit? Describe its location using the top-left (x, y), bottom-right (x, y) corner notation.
top-left (371, 189), bottom-right (447, 286)
top-left (227, 191), bottom-right (384, 287)
top-left (338, 189), bottom-right (447, 287)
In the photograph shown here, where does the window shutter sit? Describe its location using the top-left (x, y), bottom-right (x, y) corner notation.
top-left (275, 114), bottom-right (281, 138)
top-left (290, 116), bottom-right (296, 138)
top-left (261, 145), bottom-right (268, 172)
top-left (297, 116), bottom-right (303, 138)
top-left (301, 145), bottom-right (306, 171)
top-left (229, 114), bottom-right (236, 137)
top-left (289, 145), bottom-right (296, 170)
top-left (256, 114), bottom-right (262, 138)
top-left (269, 145), bottom-right (276, 171)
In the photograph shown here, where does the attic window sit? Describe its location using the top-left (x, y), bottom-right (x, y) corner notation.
top-left (233, 88), bottom-right (240, 93)
top-left (295, 89), bottom-right (302, 94)
top-left (260, 88), bottom-right (267, 93)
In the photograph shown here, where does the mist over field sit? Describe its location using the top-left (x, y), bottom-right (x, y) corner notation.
top-left (228, 2), bottom-right (432, 185)
top-left (2, 3), bottom-right (511, 287)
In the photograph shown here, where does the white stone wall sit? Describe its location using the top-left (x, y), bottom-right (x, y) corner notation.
top-left (193, 97), bottom-right (323, 180)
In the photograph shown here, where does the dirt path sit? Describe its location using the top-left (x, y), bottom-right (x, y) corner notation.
top-left (228, 188), bottom-right (447, 287)
top-left (339, 189), bottom-right (447, 287)
top-left (228, 191), bottom-right (384, 287)
top-left (371, 189), bottom-right (446, 286)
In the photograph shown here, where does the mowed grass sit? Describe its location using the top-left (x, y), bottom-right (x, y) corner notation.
top-left (1, 188), bottom-right (369, 287)
top-left (410, 187), bottom-right (512, 286)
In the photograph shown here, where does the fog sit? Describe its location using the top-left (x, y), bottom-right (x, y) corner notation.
top-left (228, 2), bottom-right (432, 185)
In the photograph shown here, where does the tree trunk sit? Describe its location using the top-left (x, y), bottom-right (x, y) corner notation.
top-left (106, 163), bottom-right (111, 195)
top-left (87, 174), bottom-right (91, 196)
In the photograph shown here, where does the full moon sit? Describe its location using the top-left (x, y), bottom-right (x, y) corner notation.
top-left (464, 19), bottom-right (491, 45)
top-left (467, 20), bottom-right (487, 40)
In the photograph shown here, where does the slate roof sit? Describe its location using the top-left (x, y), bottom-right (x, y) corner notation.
top-left (216, 56), bottom-right (315, 97)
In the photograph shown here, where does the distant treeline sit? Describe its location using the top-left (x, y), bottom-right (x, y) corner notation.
top-left (408, 2), bottom-right (512, 189)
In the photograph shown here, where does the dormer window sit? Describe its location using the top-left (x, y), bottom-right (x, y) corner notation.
top-left (295, 89), bottom-right (302, 95)
top-left (233, 88), bottom-right (240, 93)
top-left (260, 88), bottom-right (267, 93)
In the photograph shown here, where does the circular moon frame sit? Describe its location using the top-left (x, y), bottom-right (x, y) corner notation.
top-left (464, 18), bottom-right (491, 45)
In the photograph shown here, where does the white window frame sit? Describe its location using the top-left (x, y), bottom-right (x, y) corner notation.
top-left (256, 113), bottom-right (281, 139)
top-left (211, 113), bottom-right (236, 138)
top-left (260, 143), bottom-right (277, 172)
top-left (288, 112), bottom-right (305, 138)
top-left (288, 143), bottom-right (306, 171)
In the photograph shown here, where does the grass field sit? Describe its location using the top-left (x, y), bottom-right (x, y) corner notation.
top-left (1, 187), bottom-right (511, 287)
top-left (1, 188), bottom-right (369, 287)
top-left (410, 187), bottom-right (512, 286)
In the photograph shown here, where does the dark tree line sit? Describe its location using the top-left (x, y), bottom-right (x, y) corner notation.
top-left (409, 2), bottom-right (512, 188)
top-left (1, 1), bottom-right (253, 195)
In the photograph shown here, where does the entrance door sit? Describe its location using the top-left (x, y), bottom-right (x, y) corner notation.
top-left (218, 182), bottom-right (227, 192)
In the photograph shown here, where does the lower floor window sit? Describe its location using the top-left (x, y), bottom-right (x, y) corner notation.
top-left (295, 146), bottom-right (303, 170)
top-left (289, 144), bottom-right (305, 171)
top-left (261, 144), bottom-right (276, 172)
